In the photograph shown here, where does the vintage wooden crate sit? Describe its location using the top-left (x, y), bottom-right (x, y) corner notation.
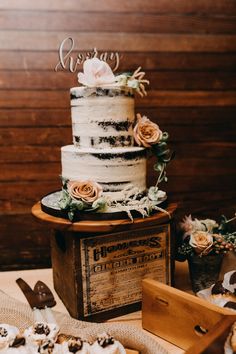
top-left (142, 278), bottom-right (236, 351)
top-left (31, 203), bottom-right (177, 322)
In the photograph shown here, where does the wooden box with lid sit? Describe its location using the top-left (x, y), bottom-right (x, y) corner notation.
top-left (32, 202), bottom-right (177, 321)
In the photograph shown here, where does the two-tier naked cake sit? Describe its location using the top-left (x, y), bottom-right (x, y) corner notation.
top-left (41, 57), bottom-right (173, 220)
top-left (62, 85), bottom-right (146, 203)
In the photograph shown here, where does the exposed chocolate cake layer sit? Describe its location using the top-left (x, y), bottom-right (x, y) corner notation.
top-left (70, 86), bottom-right (134, 99)
top-left (73, 135), bottom-right (133, 148)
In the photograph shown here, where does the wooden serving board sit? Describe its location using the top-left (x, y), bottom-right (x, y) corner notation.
top-left (142, 278), bottom-right (235, 350)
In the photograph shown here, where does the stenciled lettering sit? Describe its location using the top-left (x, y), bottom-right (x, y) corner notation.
top-left (93, 236), bottom-right (162, 261)
top-left (92, 251), bottom-right (163, 273)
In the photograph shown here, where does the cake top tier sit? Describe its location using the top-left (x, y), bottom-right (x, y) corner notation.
top-left (69, 58), bottom-right (150, 150)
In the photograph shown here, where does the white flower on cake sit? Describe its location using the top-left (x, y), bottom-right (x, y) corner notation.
top-left (78, 58), bottom-right (116, 87)
top-left (189, 231), bottom-right (213, 255)
top-left (77, 58), bottom-right (149, 96)
top-left (134, 113), bottom-right (163, 148)
top-left (68, 180), bottom-right (103, 204)
top-left (0, 324), bottom-right (19, 350)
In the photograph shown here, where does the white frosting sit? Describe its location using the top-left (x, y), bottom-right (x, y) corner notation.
top-left (60, 84), bottom-right (148, 206)
top-left (60, 341), bottom-right (91, 354)
top-left (24, 322), bottom-right (59, 346)
top-left (61, 146), bottom-right (146, 201)
top-left (71, 91), bottom-right (135, 149)
top-left (3, 344), bottom-right (38, 353)
top-left (197, 284), bottom-right (236, 311)
top-left (0, 324), bottom-right (19, 351)
top-left (90, 340), bottom-right (126, 354)
top-left (223, 271), bottom-right (236, 294)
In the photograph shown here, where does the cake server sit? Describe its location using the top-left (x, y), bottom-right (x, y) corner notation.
top-left (16, 277), bottom-right (44, 322)
top-left (33, 280), bottom-right (57, 324)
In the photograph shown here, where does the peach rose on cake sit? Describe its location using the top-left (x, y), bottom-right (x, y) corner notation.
top-left (68, 180), bottom-right (103, 204)
top-left (78, 58), bottom-right (116, 87)
top-left (189, 231), bottom-right (213, 255)
top-left (134, 113), bottom-right (162, 148)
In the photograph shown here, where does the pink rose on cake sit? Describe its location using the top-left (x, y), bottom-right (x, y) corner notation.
top-left (134, 113), bottom-right (162, 148)
top-left (68, 180), bottom-right (103, 204)
top-left (189, 231), bottom-right (213, 255)
top-left (78, 58), bottom-right (116, 87)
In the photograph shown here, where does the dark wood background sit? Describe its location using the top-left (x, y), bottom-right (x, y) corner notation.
top-left (0, 0), bottom-right (236, 270)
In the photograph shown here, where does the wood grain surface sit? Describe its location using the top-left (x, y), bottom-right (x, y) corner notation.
top-left (0, 0), bottom-right (236, 270)
top-left (142, 279), bottom-right (236, 350)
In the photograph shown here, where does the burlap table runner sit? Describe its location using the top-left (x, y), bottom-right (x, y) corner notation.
top-left (0, 290), bottom-right (169, 354)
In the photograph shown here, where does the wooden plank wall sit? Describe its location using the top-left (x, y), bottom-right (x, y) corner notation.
top-left (0, 0), bottom-right (236, 270)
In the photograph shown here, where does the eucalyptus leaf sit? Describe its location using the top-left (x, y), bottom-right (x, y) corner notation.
top-left (61, 176), bottom-right (69, 188)
top-left (148, 186), bottom-right (159, 201)
top-left (161, 132), bottom-right (169, 141)
top-left (156, 149), bottom-right (170, 157)
top-left (58, 190), bottom-right (71, 209)
top-left (154, 163), bottom-right (163, 172)
top-left (71, 200), bottom-right (84, 211)
top-left (92, 197), bottom-right (107, 212)
top-left (68, 210), bottom-right (75, 221)
top-left (59, 199), bottom-right (70, 210)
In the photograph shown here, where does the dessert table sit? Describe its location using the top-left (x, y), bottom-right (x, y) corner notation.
top-left (1, 255), bottom-right (234, 353)
top-left (0, 262), bottom-right (191, 354)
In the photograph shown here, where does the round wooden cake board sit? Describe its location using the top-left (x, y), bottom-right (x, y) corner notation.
top-left (40, 190), bottom-right (168, 220)
top-left (32, 201), bottom-right (177, 233)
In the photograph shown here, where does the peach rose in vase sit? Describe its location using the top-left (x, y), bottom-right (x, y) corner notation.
top-left (189, 231), bottom-right (214, 255)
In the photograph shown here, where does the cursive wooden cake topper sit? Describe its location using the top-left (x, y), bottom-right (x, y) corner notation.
top-left (55, 37), bottom-right (120, 73)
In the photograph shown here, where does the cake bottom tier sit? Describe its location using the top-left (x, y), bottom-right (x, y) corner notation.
top-left (61, 145), bottom-right (147, 201)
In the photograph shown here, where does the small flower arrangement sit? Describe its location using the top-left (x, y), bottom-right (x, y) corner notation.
top-left (133, 113), bottom-right (174, 190)
top-left (77, 57), bottom-right (149, 96)
top-left (59, 178), bottom-right (107, 221)
top-left (59, 177), bottom-right (169, 221)
top-left (177, 213), bottom-right (236, 260)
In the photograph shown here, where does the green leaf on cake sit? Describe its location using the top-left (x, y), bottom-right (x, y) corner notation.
top-left (92, 197), bottom-right (107, 212)
top-left (58, 189), bottom-right (71, 209)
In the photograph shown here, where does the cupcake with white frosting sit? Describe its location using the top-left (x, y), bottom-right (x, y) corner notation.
top-left (0, 324), bottom-right (20, 351)
top-left (24, 322), bottom-right (59, 347)
top-left (197, 270), bottom-right (236, 311)
top-left (90, 332), bottom-right (126, 354)
top-left (60, 337), bottom-right (91, 354)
